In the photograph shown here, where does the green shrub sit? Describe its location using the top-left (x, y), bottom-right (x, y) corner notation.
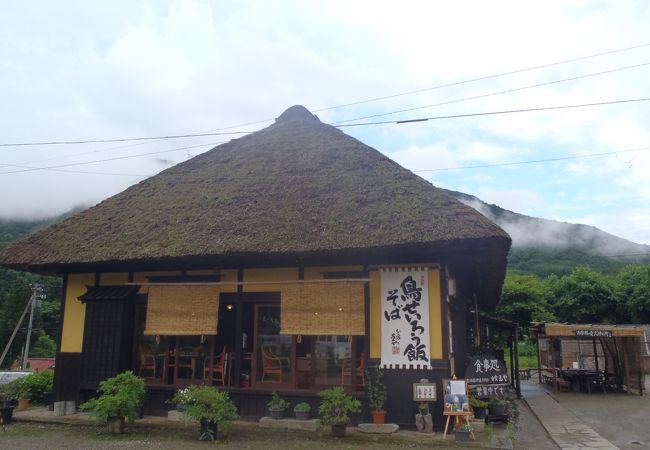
top-left (469, 395), bottom-right (488, 408)
top-left (267, 391), bottom-right (290, 411)
top-left (173, 385), bottom-right (238, 429)
top-left (318, 387), bottom-right (361, 426)
top-left (16, 370), bottom-right (54, 403)
top-left (293, 402), bottom-right (311, 413)
top-left (365, 366), bottom-right (387, 411)
top-left (79, 371), bottom-right (145, 424)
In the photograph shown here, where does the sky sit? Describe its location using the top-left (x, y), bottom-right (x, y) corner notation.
top-left (1, 0), bottom-right (650, 244)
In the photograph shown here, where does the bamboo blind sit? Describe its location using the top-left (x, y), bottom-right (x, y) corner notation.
top-left (144, 285), bottom-right (220, 335)
top-left (280, 281), bottom-right (365, 335)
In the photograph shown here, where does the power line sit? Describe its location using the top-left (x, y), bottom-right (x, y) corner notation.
top-left (412, 146), bottom-right (650, 173)
top-left (0, 130), bottom-right (251, 148)
top-left (0, 141), bottom-right (223, 175)
top-left (312, 42), bottom-right (650, 113)
top-left (2, 44), bottom-right (650, 149)
top-left (335, 97), bottom-right (650, 128)
top-left (331, 61), bottom-right (650, 124)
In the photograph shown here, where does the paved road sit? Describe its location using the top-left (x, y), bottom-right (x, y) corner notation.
top-left (553, 382), bottom-right (650, 450)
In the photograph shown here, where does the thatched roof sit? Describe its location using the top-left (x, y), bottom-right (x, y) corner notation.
top-left (0, 106), bottom-right (510, 281)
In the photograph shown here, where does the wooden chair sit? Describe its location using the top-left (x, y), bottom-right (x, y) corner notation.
top-left (341, 353), bottom-right (365, 387)
top-left (204, 347), bottom-right (228, 386)
top-left (138, 345), bottom-right (156, 378)
top-left (261, 347), bottom-right (289, 383)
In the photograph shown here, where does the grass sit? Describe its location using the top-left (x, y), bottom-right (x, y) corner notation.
top-left (1, 422), bottom-right (486, 449)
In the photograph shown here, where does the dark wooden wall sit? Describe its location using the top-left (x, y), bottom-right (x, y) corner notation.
top-left (80, 299), bottom-right (135, 389)
top-left (53, 352), bottom-right (82, 402)
top-left (382, 362), bottom-right (450, 430)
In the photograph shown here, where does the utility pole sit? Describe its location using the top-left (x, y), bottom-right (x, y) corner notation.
top-left (21, 284), bottom-right (44, 371)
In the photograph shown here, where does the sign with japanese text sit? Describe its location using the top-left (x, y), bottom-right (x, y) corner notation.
top-left (465, 353), bottom-right (510, 386)
top-left (413, 382), bottom-right (437, 401)
top-left (575, 329), bottom-right (612, 338)
top-left (473, 385), bottom-right (506, 399)
top-left (380, 267), bottom-right (430, 368)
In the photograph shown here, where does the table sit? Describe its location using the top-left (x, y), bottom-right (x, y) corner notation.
top-left (560, 369), bottom-right (603, 393)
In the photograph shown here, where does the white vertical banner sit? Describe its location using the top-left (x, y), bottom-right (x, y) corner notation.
top-left (380, 267), bottom-right (430, 369)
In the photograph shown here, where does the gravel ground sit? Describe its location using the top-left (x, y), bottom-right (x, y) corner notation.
top-left (0, 422), bottom-right (492, 450)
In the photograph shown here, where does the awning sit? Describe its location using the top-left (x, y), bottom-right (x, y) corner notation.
top-left (78, 285), bottom-right (140, 303)
top-left (280, 281), bottom-right (365, 336)
top-left (144, 285), bottom-right (220, 335)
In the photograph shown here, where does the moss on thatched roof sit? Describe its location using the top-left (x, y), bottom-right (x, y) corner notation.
top-left (0, 105), bottom-right (510, 272)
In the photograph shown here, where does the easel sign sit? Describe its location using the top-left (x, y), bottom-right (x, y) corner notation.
top-left (443, 378), bottom-right (470, 413)
top-left (442, 378), bottom-right (474, 441)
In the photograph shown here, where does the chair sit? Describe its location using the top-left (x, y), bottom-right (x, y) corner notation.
top-left (341, 353), bottom-right (365, 387)
top-left (262, 347), bottom-right (289, 383)
top-left (138, 345), bottom-right (156, 378)
top-left (204, 347), bottom-right (228, 386)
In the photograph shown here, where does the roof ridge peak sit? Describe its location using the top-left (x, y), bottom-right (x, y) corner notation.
top-left (275, 105), bottom-right (319, 123)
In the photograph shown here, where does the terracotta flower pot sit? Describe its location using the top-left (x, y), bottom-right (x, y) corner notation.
top-left (17, 398), bottom-right (29, 411)
top-left (371, 410), bottom-right (386, 424)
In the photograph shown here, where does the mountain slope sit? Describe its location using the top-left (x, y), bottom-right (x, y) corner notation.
top-left (444, 189), bottom-right (650, 276)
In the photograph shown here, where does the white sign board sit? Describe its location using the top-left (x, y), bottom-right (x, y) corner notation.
top-left (380, 267), bottom-right (431, 368)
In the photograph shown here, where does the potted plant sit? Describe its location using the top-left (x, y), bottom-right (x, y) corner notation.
top-left (415, 403), bottom-right (433, 433)
top-left (293, 402), bottom-right (311, 420)
top-left (489, 399), bottom-right (508, 416)
top-left (267, 391), bottom-right (289, 420)
top-left (79, 371), bottom-right (145, 434)
top-left (318, 386), bottom-right (361, 437)
top-left (16, 370), bottom-right (54, 410)
top-left (455, 423), bottom-right (473, 441)
top-left (469, 395), bottom-right (489, 420)
top-left (172, 385), bottom-right (238, 441)
top-left (365, 366), bottom-right (387, 424)
top-left (0, 389), bottom-right (16, 425)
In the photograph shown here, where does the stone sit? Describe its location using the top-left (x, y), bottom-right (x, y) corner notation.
top-left (167, 410), bottom-right (183, 421)
top-left (258, 416), bottom-right (321, 432)
top-left (415, 413), bottom-right (433, 433)
top-left (357, 423), bottom-right (399, 434)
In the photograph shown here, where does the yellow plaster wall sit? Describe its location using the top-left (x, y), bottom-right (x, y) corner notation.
top-left (303, 266), bottom-right (364, 280)
top-left (60, 273), bottom-right (95, 353)
top-left (99, 272), bottom-right (129, 285)
top-left (369, 268), bottom-right (443, 360)
top-left (428, 268), bottom-right (443, 359)
top-left (218, 270), bottom-right (238, 293)
top-left (133, 271), bottom-right (182, 294)
top-left (369, 270), bottom-right (381, 358)
top-left (243, 268), bottom-right (298, 292)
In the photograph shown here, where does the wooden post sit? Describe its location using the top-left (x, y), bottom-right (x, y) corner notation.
top-left (207, 335), bottom-right (215, 385)
top-left (513, 326), bottom-right (521, 398)
top-left (551, 338), bottom-right (558, 393)
top-left (593, 339), bottom-right (599, 372)
top-left (622, 338), bottom-right (631, 394)
top-left (536, 335), bottom-right (543, 383)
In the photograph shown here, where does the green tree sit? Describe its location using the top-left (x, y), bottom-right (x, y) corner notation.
top-left (497, 273), bottom-right (555, 329)
top-left (548, 266), bottom-right (619, 323)
top-left (616, 264), bottom-right (650, 323)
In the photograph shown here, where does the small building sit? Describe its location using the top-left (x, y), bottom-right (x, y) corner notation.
top-left (0, 106), bottom-right (511, 425)
top-left (530, 322), bottom-right (645, 395)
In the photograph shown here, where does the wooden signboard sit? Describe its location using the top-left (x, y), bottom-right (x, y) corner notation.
top-left (413, 382), bottom-right (437, 401)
